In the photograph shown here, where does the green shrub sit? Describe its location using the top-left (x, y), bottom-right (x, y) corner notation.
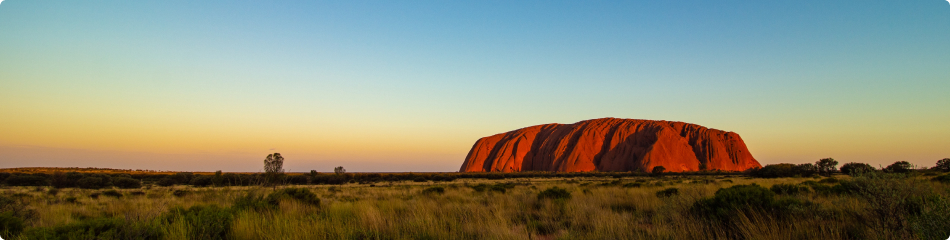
top-left (232, 193), bottom-right (272, 212)
top-left (266, 188), bottom-right (320, 207)
top-left (655, 188), bottom-right (679, 198)
top-left (840, 162), bottom-right (876, 175)
top-left (693, 184), bottom-right (811, 220)
top-left (190, 176), bottom-right (214, 187)
top-left (885, 161), bottom-right (913, 173)
top-left (470, 183), bottom-right (515, 193)
top-left (932, 158), bottom-right (950, 172)
top-left (77, 177), bottom-right (110, 189)
top-left (421, 186), bottom-right (445, 195)
top-left (770, 183), bottom-right (809, 195)
top-left (5, 175), bottom-right (50, 186)
top-left (933, 174), bottom-right (950, 184)
top-left (20, 217), bottom-right (162, 240)
top-left (537, 187), bottom-right (571, 201)
top-left (101, 190), bottom-right (123, 198)
top-left (172, 189), bottom-right (189, 197)
top-left (622, 183), bottom-right (643, 188)
top-left (286, 175), bottom-right (309, 185)
top-left (818, 177), bottom-right (839, 184)
top-left (0, 211), bottom-right (25, 237)
top-left (112, 177), bottom-right (142, 189)
top-left (164, 205), bottom-right (232, 240)
top-left (156, 177), bottom-right (177, 187)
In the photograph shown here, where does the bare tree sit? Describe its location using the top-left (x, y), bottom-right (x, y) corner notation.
top-left (264, 153), bottom-right (284, 174)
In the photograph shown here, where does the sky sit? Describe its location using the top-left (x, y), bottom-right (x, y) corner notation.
top-left (0, 1), bottom-right (948, 172)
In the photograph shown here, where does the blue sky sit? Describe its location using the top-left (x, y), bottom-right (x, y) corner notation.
top-left (0, 1), bottom-right (948, 172)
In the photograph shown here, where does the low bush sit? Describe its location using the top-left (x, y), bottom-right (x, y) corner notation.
top-left (190, 176), bottom-right (214, 187)
top-left (818, 177), bottom-right (839, 184)
top-left (5, 175), bottom-right (50, 186)
top-left (156, 177), bottom-right (177, 187)
top-left (622, 183), bottom-right (643, 188)
top-left (20, 217), bottom-right (162, 240)
top-left (421, 186), bottom-right (445, 195)
top-left (172, 189), bottom-right (189, 197)
top-left (840, 162), bottom-right (876, 175)
top-left (112, 177), bottom-right (142, 189)
top-left (286, 175), bottom-right (309, 185)
top-left (770, 183), bottom-right (809, 195)
top-left (0, 211), bottom-right (25, 237)
top-left (933, 174), bottom-right (950, 184)
top-left (693, 184), bottom-right (812, 220)
top-left (102, 190), bottom-right (123, 198)
top-left (77, 177), bottom-right (110, 189)
top-left (885, 161), bottom-right (913, 173)
top-left (537, 187), bottom-right (571, 201)
top-left (164, 205), bottom-right (232, 240)
top-left (656, 188), bottom-right (679, 198)
top-left (232, 193), bottom-right (272, 212)
top-left (266, 188), bottom-right (320, 207)
top-left (470, 183), bottom-right (516, 193)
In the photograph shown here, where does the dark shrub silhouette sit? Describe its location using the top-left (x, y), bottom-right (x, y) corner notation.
top-left (190, 176), bottom-right (214, 187)
top-left (538, 187), bottom-right (571, 200)
top-left (422, 186), bottom-right (446, 195)
top-left (770, 183), bottom-right (809, 195)
top-left (266, 188), bottom-right (320, 207)
top-left (885, 161), bottom-right (913, 173)
top-left (164, 205), bottom-right (232, 240)
top-left (5, 175), bottom-right (50, 186)
top-left (77, 177), bottom-right (110, 189)
top-left (932, 158), bottom-right (950, 172)
top-left (840, 162), bottom-right (876, 175)
top-left (656, 188), bottom-right (679, 198)
top-left (21, 217), bottom-right (162, 240)
top-left (113, 177), bottom-right (142, 189)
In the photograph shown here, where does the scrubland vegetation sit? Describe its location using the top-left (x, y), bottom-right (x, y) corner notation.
top-left (1, 158), bottom-right (949, 239)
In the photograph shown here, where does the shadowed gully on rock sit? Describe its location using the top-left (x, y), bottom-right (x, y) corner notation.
top-left (460, 118), bottom-right (762, 173)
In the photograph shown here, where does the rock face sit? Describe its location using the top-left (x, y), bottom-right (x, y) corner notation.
top-left (459, 118), bottom-right (761, 173)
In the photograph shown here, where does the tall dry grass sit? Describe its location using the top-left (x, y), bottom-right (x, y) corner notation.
top-left (1, 174), bottom-right (948, 240)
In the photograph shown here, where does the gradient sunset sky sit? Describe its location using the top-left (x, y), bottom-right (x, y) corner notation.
top-left (1, 1), bottom-right (948, 172)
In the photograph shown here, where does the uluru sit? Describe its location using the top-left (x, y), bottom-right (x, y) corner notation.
top-left (459, 118), bottom-right (762, 173)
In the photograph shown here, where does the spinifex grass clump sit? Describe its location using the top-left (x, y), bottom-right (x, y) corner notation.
top-left (163, 205), bottom-right (233, 240)
top-left (266, 188), bottom-right (321, 207)
top-left (537, 187), bottom-right (571, 200)
top-left (101, 189), bottom-right (123, 198)
top-left (932, 174), bottom-right (950, 184)
top-left (20, 217), bottom-right (163, 240)
top-left (470, 182), bottom-right (516, 193)
top-left (0, 211), bottom-right (25, 238)
top-left (421, 186), bottom-right (445, 195)
top-left (656, 188), bottom-right (679, 198)
top-left (693, 184), bottom-right (812, 220)
top-left (770, 183), bottom-right (810, 195)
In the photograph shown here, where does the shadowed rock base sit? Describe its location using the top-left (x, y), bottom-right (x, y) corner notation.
top-left (459, 118), bottom-right (762, 173)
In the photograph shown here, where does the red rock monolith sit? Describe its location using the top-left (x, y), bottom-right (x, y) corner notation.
top-left (459, 118), bottom-right (761, 172)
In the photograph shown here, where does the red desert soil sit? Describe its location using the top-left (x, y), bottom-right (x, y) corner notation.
top-left (460, 118), bottom-right (762, 173)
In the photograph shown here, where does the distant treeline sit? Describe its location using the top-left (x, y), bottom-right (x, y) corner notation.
top-left (0, 170), bottom-right (743, 189)
top-left (2, 158), bottom-right (947, 188)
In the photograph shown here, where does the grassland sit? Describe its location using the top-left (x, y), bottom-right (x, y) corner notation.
top-left (1, 172), bottom-right (949, 240)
